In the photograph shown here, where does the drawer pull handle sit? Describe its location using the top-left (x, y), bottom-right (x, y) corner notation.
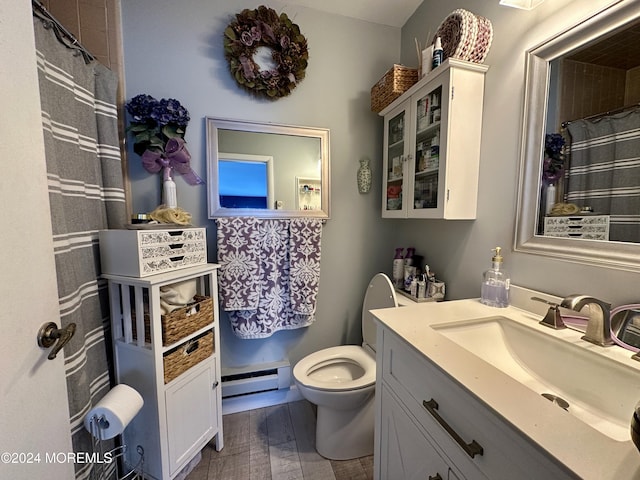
top-left (184, 340), bottom-right (199, 355)
top-left (428, 474), bottom-right (442, 480)
top-left (423, 398), bottom-right (484, 458)
top-left (170, 255), bottom-right (185, 262)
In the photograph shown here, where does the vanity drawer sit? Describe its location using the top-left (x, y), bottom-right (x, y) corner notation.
top-left (380, 329), bottom-right (574, 480)
top-left (99, 228), bottom-right (207, 277)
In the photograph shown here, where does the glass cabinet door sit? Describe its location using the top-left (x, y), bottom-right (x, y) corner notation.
top-left (412, 85), bottom-right (442, 212)
top-left (384, 108), bottom-right (407, 215)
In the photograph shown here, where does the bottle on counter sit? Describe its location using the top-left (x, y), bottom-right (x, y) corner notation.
top-left (393, 248), bottom-right (405, 289)
top-left (480, 247), bottom-right (510, 308)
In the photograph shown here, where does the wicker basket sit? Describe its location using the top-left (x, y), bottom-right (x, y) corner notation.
top-left (371, 65), bottom-right (419, 113)
top-left (132, 295), bottom-right (213, 346)
top-left (163, 330), bottom-right (214, 384)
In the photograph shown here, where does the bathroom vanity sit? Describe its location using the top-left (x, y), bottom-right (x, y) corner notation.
top-left (372, 286), bottom-right (640, 480)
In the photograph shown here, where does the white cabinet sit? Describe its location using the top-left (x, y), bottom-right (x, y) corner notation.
top-left (379, 384), bottom-right (462, 480)
top-left (374, 326), bottom-right (574, 480)
top-left (380, 58), bottom-right (487, 219)
top-left (544, 214), bottom-right (610, 240)
top-left (104, 264), bottom-right (223, 480)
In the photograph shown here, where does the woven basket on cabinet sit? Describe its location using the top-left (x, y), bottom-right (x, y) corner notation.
top-left (371, 64), bottom-right (419, 113)
top-left (131, 295), bottom-right (213, 346)
top-left (163, 330), bottom-right (214, 384)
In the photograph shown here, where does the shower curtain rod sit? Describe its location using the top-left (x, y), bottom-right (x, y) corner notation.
top-left (562, 102), bottom-right (640, 128)
top-left (32, 0), bottom-right (94, 64)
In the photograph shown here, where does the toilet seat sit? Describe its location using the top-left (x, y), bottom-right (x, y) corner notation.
top-left (293, 345), bottom-right (376, 392)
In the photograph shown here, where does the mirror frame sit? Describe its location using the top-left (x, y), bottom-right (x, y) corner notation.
top-left (206, 117), bottom-right (330, 219)
top-left (514, 0), bottom-right (640, 272)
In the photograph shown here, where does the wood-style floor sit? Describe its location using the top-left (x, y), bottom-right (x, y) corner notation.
top-left (185, 400), bottom-right (374, 480)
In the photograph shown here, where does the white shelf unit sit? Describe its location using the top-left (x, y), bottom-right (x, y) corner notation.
top-left (104, 264), bottom-right (223, 480)
top-left (380, 58), bottom-right (488, 219)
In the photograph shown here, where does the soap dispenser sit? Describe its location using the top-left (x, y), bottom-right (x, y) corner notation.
top-left (480, 247), bottom-right (510, 308)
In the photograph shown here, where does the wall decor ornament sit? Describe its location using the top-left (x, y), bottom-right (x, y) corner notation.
top-left (223, 5), bottom-right (309, 100)
top-left (357, 157), bottom-right (372, 194)
top-left (125, 94), bottom-right (204, 186)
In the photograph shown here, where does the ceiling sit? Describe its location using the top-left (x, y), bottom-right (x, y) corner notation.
top-left (282, 0), bottom-right (423, 28)
top-left (567, 18), bottom-right (640, 70)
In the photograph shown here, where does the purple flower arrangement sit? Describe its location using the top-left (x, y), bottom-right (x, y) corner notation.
top-left (125, 94), bottom-right (203, 185)
top-left (542, 133), bottom-right (566, 184)
top-left (125, 94), bottom-right (190, 156)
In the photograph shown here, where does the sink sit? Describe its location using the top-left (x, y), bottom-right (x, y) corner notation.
top-left (433, 316), bottom-right (640, 442)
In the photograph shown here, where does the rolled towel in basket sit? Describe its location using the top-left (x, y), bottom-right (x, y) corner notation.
top-left (160, 279), bottom-right (197, 315)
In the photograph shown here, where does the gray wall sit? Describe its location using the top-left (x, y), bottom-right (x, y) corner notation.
top-left (122, 0), bottom-right (640, 373)
top-left (121, 0), bottom-right (400, 369)
top-left (397, 0), bottom-right (640, 304)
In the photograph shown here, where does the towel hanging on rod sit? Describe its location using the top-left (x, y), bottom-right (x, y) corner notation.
top-left (32, 0), bottom-right (94, 64)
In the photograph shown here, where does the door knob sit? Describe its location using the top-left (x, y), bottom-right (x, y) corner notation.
top-left (37, 322), bottom-right (76, 360)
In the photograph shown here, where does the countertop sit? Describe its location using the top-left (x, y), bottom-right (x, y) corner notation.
top-left (371, 285), bottom-right (640, 480)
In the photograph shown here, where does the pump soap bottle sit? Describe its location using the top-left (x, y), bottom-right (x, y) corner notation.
top-left (480, 247), bottom-right (510, 308)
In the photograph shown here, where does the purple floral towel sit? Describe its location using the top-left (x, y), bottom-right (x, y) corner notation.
top-left (216, 217), bottom-right (261, 311)
top-left (216, 217), bottom-right (323, 339)
top-left (289, 218), bottom-right (322, 314)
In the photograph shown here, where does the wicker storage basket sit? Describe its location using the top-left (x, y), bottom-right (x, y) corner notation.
top-left (371, 65), bottom-right (419, 113)
top-left (163, 330), bottom-right (214, 384)
top-left (132, 295), bottom-right (213, 346)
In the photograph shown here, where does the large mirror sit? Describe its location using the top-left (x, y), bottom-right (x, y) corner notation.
top-left (515, 0), bottom-right (640, 271)
top-left (206, 117), bottom-right (330, 219)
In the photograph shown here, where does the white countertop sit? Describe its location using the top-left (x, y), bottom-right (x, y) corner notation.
top-left (371, 286), bottom-right (640, 480)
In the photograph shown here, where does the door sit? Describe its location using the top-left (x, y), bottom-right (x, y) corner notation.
top-left (0, 2), bottom-right (74, 479)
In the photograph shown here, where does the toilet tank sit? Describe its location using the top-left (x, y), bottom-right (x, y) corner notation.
top-left (362, 273), bottom-right (398, 352)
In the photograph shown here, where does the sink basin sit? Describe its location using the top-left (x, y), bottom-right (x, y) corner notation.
top-left (433, 316), bottom-right (640, 441)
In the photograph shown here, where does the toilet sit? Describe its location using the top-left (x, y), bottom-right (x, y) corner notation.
top-left (293, 273), bottom-right (407, 460)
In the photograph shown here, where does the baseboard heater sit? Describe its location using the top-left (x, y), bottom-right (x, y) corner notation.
top-left (221, 360), bottom-right (291, 399)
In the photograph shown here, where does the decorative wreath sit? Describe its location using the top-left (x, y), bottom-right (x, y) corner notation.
top-left (223, 6), bottom-right (309, 100)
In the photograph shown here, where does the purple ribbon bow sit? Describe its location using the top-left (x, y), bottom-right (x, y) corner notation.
top-left (141, 138), bottom-right (204, 185)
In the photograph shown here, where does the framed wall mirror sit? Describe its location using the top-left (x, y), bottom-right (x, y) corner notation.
top-left (514, 0), bottom-right (640, 271)
top-left (206, 117), bottom-right (330, 219)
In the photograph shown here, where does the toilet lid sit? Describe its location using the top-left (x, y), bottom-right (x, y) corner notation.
top-left (362, 273), bottom-right (398, 350)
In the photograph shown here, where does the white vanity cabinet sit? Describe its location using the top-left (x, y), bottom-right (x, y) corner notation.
top-left (104, 264), bottom-right (223, 480)
top-left (378, 384), bottom-right (462, 480)
top-left (374, 326), bottom-right (574, 480)
top-left (380, 58), bottom-right (487, 219)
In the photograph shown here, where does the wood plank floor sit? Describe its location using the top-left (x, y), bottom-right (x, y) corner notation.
top-left (185, 400), bottom-right (374, 480)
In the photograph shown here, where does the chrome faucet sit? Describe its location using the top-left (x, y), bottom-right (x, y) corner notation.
top-left (560, 294), bottom-right (613, 346)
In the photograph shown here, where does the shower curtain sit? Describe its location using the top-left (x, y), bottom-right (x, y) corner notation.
top-left (34, 17), bottom-right (126, 480)
top-left (566, 109), bottom-right (640, 243)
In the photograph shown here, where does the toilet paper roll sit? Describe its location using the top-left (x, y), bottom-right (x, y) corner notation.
top-left (84, 384), bottom-right (144, 440)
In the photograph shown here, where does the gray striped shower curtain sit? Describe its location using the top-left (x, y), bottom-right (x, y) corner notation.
top-left (34, 17), bottom-right (126, 480)
top-left (566, 109), bottom-right (640, 243)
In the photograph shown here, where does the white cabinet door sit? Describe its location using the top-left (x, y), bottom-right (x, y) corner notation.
top-left (165, 361), bottom-right (217, 475)
top-left (379, 385), bottom-right (451, 480)
top-left (382, 102), bottom-right (411, 217)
